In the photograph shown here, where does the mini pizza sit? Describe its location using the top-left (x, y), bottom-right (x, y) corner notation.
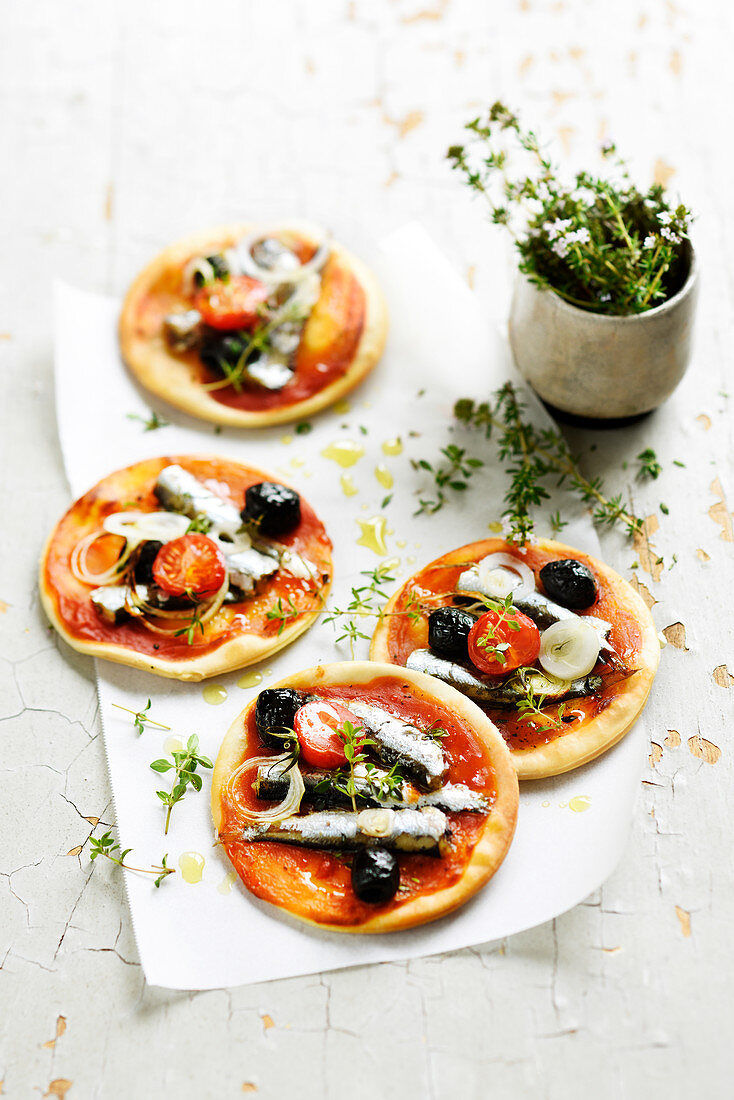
top-left (39, 456), bottom-right (333, 681)
top-left (370, 538), bottom-right (660, 780)
top-left (119, 221), bottom-right (388, 427)
top-left (211, 662), bottom-right (518, 932)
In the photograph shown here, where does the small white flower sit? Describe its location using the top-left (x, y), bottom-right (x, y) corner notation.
top-left (545, 218), bottom-right (573, 241)
top-left (600, 292), bottom-right (612, 302)
top-left (566, 227), bottom-right (591, 245)
top-left (571, 186), bottom-right (597, 206)
top-left (657, 210), bottom-right (673, 225)
top-left (552, 238), bottom-right (570, 258)
top-left (660, 226), bottom-right (681, 244)
top-left (537, 182), bottom-right (552, 202)
top-left (643, 235), bottom-right (656, 250)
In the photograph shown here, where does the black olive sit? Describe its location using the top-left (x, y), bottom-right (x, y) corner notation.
top-left (133, 541), bottom-right (163, 585)
top-left (254, 688), bottom-right (307, 749)
top-left (428, 607), bottom-right (475, 661)
top-left (199, 332), bottom-right (259, 376)
top-left (539, 559), bottom-right (598, 610)
top-left (241, 482), bottom-right (302, 537)
top-left (351, 849), bottom-right (400, 904)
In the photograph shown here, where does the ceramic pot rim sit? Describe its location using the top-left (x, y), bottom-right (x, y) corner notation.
top-left (523, 240), bottom-right (697, 324)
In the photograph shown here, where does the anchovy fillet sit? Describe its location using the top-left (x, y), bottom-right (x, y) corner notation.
top-left (254, 763), bottom-right (488, 814)
top-left (455, 564), bottom-right (620, 666)
top-left (237, 806), bottom-right (449, 855)
top-left (345, 700), bottom-right (447, 792)
top-left (226, 546), bottom-right (280, 593)
top-left (154, 465), bottom-right (242, 538)
top-left (406, 649), bottom-right (601, 708)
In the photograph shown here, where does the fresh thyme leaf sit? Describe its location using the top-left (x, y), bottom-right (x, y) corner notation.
top-left (636, 448), bottom-right (662, 480)
top-left (412, 445), bottom-right (483, 515)
top-left (333, 721), bottom-right (373, 811)
top-left (127, 410), bottom-right (169, 432)
top-left (295, 422), bottom-right (312, 435)
top-left (111, 699), bottom-right (170, 736)
top-left (186, 513), bottom-right (213, 534)
top-left (673, 459), bottom-right (685, 468)
top-left (151, 734), bottom-right (213, 835)
top-left (381, 494), bottom-right (393, 509)
top-left (455, 384), bottom-right (644, 544)
top-left (660, 502), bottom-right (669, 515)
top-left (173, 591), bottom-right (206, 646)
top-left (265, 595), bottom-right (300, 635)
top-left (86, 828), bottom-right (175, 885)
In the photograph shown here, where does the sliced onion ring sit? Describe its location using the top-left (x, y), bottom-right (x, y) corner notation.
top-left (71, 530), bottom-right (135, 587)
top-left (103, 510), bottom-right (190, 547)
top-left (475, 553), bottom-right (535, 599)
top-left (226, 752), bottom-right (305, 824)
top-left (539, 619), bottom-right (601, 680)
top-left (236, 233), bottom-right (331, 284)
top-left (129, 573), bottom-right (230, 633)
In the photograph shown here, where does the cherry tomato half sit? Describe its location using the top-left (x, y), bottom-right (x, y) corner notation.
top-left (468, 606), bottom-right (540, 675)
top-left (152, 534), bottom-right (226, 598)
top-left (294, 700), bottom-right (364, 769)
top-left (193, 275), bottom-right (269, 331)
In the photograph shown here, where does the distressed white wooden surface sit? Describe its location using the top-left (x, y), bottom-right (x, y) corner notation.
top-left (1, 0), bottom-right (732, 1096)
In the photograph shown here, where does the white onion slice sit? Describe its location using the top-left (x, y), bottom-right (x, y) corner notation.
top-left (227, 753), bottom-right (305, 824)
top-left (103, 510), bottom-right (190, 547)
top-left (132, 574), bottom-right (230, 633)
top-left (462, 553), bottom-right (535, 600)
top-left (182, 256), bottom-right (216, 294)
top-left (70, 530), bottom-right (135, 587)
top-left (236, 233), bottom-right (331, 284)
top-left (539, 619), bottom-right (601, 680)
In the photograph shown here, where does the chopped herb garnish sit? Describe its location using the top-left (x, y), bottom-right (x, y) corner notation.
top-left (412, 445), bottom-right (483, 515)
top-left (295, 422), bottom-right (312, 435)
top-left (637, 448), bottom-right (662, 480)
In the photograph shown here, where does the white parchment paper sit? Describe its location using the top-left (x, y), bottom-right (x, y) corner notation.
top-left (53, 224), bottom-right (646, 989)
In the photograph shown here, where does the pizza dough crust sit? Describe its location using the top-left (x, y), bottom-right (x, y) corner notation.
top-left (211, 661), bottom-right (519, 933)
top-left (39, 456), bottom-right (332, 682)
top-left (370, 538), bottom-right (660, 780)
top-left (119, 221), bottom-right (388, 427)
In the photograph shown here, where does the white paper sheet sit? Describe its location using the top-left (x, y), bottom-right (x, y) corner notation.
top-left (53, 223), bottom-right (646, 989)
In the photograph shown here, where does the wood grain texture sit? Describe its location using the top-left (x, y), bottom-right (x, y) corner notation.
top-left (1, 0), bottom-right (732, 1096)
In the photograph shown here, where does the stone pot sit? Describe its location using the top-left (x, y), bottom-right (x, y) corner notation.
top-left (508, 246), bottom-right (698, 420)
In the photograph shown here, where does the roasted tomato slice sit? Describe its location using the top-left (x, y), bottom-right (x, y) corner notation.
top-left (193, 275), bottom-right (269, 331)
top-left (468, 606), bottom-right (540, 675)
top-left (152, 534), bottom-right (226, 598)
top-left (294, 700), bottom-right (364, 768)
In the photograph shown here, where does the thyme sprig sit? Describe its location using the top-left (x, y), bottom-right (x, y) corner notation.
top-left (265, 595), bottom-right (300, 635)
top-left (150, 734), bottom-right (213, 835)
top-left (514, 676), bottom-right (568, 733)
top-left (174, 591), bottom-right (206, 646)
top-left (334, 721), bottom-right (373, 812)
top-left (111, 699), bottom-right (170, 736)
top-left (448, 101), bottom-right (692, 315)
top-left (127, 410), bottom-right (169, 432)
top-left (454, 383), bottom-right (643, 543)
top-left (202, 301), bottom-right (309, 393)
top-left (474, 593), bottom-right (522, 665)
top-left (186, 513), bottom-right (213, 534)
top-left (636, 448), bottom-right (662, 480)
top-left (322, 566), bottom-right (422, 658)
top-left (412, 445), bottom-right (483, 515)
top-left (87, 829), bottom-right (174, 888)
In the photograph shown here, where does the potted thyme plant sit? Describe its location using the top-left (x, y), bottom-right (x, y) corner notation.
top-left (448, 103), bottom-right (697, 421)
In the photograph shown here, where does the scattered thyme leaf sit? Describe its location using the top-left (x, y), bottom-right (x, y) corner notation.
top-left (86, 829), bottom-right (175, 885)
top-left (151, 734), bottom-right (213, 835)
top-left (295, 421), bottom-right (312, 435)
top-left (111, 699), bottom-right (170, 736)
top-left (455, 384), bottom-right (644, 544)
top-left (637, 448), bottom-right (662, 480)
top-left (127, 410), bottom-right (169, 432)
